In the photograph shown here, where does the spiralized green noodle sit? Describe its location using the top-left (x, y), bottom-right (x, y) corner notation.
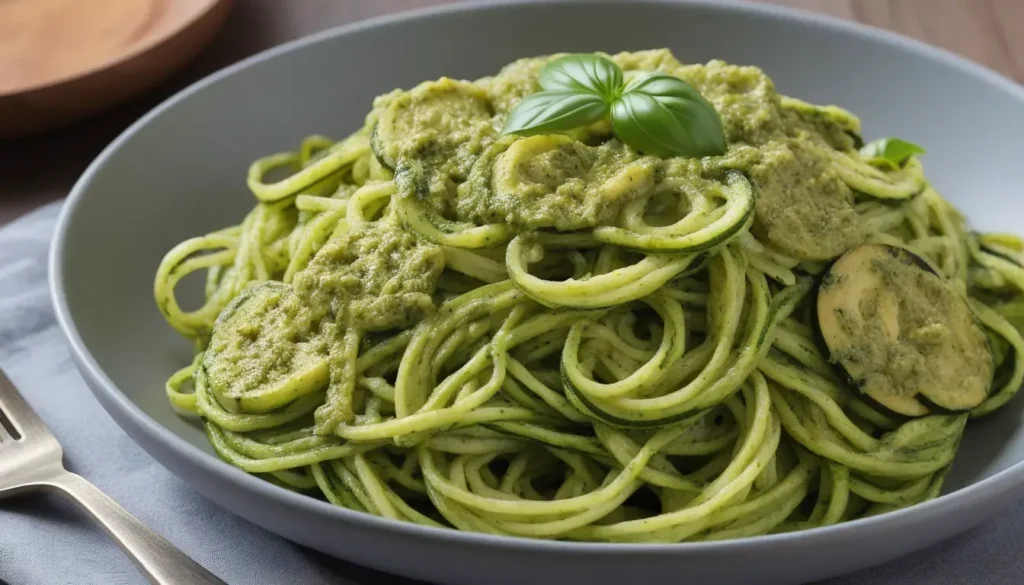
top-left (156, 58), bottom-right (1024, 543)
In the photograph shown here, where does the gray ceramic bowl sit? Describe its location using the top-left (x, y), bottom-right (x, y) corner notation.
top-left (50, 1), bottom-right (1024, 584)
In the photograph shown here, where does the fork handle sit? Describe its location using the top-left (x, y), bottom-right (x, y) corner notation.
top-left (42, 471), bottom-right (226, 585)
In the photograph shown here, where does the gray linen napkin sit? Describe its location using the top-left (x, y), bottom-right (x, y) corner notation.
top-left (0, 202), bottom-right (1021, 585)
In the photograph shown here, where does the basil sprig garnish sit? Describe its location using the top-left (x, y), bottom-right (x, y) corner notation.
top-left (502, 54), bottom-right (726, 158)
top-left (612, 73), bottom-right (727, 157)
top-left (500, 90), bottom-right (608, 136)
top-left (860, 137), bottom-right (925, 168)
top-left (538, 54), bottom-right (623, 99)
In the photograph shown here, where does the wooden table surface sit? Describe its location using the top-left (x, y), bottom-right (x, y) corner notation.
top-left (1, 0), bottom-right (1021, 227)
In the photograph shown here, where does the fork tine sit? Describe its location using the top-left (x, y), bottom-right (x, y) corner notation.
top-left (0, 367), bottom-right (46, 440)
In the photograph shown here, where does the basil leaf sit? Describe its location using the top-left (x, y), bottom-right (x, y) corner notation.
top-left (501, 91), bottom-right (609, 136)
top-left (539, 54), bottom-right (624, 101)
top-left (860, 137), bottom-right (925, 168)
top-left (611, 73), bottom-right (726, 157)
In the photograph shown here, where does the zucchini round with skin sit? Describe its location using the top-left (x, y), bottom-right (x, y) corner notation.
top-left (816, 244), bottom-right (994, 417)
top-left (373, 78), bottom-right (493, 170)
top-left (780, 96), bottom-right (864, 149)
top-left (780, 97), bottom-right (862, 134)
top-left (204, 282), bottom-right (329, 414)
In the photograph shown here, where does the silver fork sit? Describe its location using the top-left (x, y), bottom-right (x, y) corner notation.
top-left (0, 368), bottom-right (226, 584)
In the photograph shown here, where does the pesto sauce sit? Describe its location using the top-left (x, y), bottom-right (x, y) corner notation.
top-left (458, 135), bottom-right (659, 231)
top-left (374, 49), bottom-right (864, 255)
top-left (206, 283), bottom-right (317, 402)
top-left (293, 221), bottom-right (445, 330)
top-left (747, 139), bottom-right (861, 260)
top-left (834, 254), bottom-right (993, 401)
top-left (209, 49), bottom-right (879, 404)
top-left (670, 60), bottom-right (863, 260)
top-left (205, 223), bottom-right (444, 402)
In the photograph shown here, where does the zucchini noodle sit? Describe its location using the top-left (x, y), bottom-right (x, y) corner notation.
top-left (154, 51), bottom-right (1024, 543)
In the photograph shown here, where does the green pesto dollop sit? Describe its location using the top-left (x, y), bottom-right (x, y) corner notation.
top-left (374, 77), bottom-right (497, 218)
top-left (204, 282), bottom-right (329, 411)
top-left (456, 134), bottom-right (658, 230)
top-left (204, 223), bottom-right (443, 407)
top-left (670, 60), bottom-right (863, 259)
top-left (293, 221), bottom-right (444, 331)
top-left (856, 253), bottom-right (991, 397)
top-left (747, 139), bottom-right (861, 260)
top-left (373, 77), bottom-right (495, 171)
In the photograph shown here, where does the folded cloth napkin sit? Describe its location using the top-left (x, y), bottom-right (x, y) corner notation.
top-left (0, 202), bottom-right (1021, 585)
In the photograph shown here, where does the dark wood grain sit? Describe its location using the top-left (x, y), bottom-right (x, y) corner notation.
top-left (0, 0), bottom-right (1017, 226)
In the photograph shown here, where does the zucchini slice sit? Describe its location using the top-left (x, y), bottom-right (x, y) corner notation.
top-left (204, 282), bottom-right (329, 413)
top-left (780, 96), bottom-right (863, 149)
top-left (373, 77), bottom-right (493, 171)
top-left (817, 244), bottom-right (993, 416)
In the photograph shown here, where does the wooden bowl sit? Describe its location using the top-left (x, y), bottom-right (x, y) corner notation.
top-left (0, 0), bottom-right (232, 139)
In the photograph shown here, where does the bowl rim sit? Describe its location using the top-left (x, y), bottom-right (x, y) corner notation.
top-left (49, 0), bottom-right (1024, 555)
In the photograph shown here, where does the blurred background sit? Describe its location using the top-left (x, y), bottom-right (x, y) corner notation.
top-left (1, 0), bottom-right (1021, 226)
